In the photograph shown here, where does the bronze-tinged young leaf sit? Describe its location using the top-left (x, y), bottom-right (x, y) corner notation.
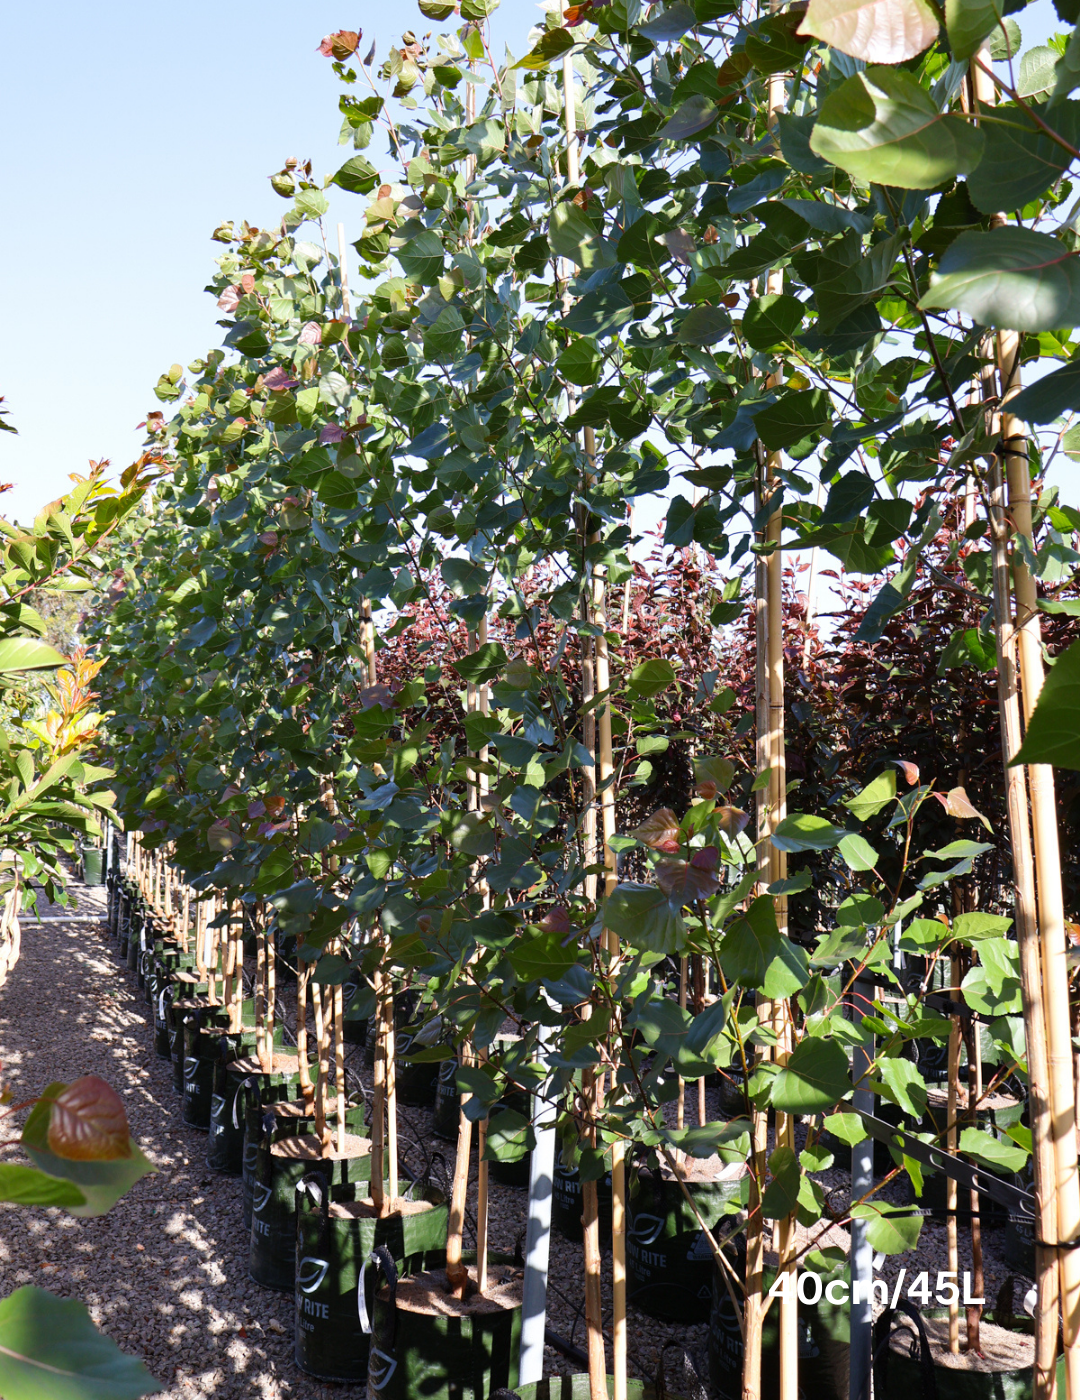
top-left (716, 805), bottom-right (751, 838)
top-left (318, 29), bottom-right (361, 60)
top-left (655, 847), bottom-right (721, 903)
top-left (895, 759), bottom-right (920, 786)
top-left (798, 0), bottom-right (939, 62)
top-left (631, 807), bottom-right (682, 852)
top-left (45, 1076), bottom-right (132, 1161)
top-left (933, 785), bottom-right (992, 831)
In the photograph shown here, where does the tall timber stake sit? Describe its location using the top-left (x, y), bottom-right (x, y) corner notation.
top-left (970, 55), bottom-right (1080, 1398)
top-left (747, 49), bottom-right (795, 1400)
top-left (562, 48), bottom-right (607, 1400)
top-left (1001, 320), bottom-right (1080, 1394)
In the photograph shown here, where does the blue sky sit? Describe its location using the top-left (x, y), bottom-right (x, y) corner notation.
top-left (0, 0), bottom-right (1069, 528)
top-left (0, 0), bottom-right (528, 525)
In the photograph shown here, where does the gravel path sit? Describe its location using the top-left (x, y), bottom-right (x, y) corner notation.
top-left (0, 881), bottom-right (332, 1399)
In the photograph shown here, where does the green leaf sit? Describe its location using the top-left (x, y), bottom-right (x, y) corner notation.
top-left (20, 1141), bottom-right (156, 1219)
top-left (850, 1202), bottom-right (922, 1253)
top-left (810, 68), bottom-right (984, 190)
top-left (742, 294), bottom-right (805, 350)
top-left (0, 638), bottom-right (67, 673)
top-left (398, 229), bottom-right (445, 286)
top-left (958, 1126), bottom-right (1028, 1172)
top-left (843, 769), bottom-right (897, 820)
top-left (445, 810), bottom-right (496, 857)
top-left (332, 155), bottom-right (380, 195)
top-left (839, 833), bottom-right (878, 871)
top-left (921, 228), bottom-right (1080, 332)
top-left (514, 27), bottom-right (575, 70)
top-left (1013, 637), bottom-right (1080, 768)
top-left (604, 883), bottom-right (684, 956)
top-left (826, 1110), bottom-right (868, 1145)
top-left (771, 1037), bottom-right (852, 1113)
top-left (639, 1), bottom-right (698, 39)
top-left (876, 1057), bottom-right (928, 1119)
top-left (628, 657), bottom-right (677, 697)
top-left (1051, 25), bottom-right (1080, 104)
top-left (508, 927), bottom-right (576, 983)
top-left (722, 896), bottom-right (782, 988)
top-left (453, 644), bottom-right (508, 685)
top-left (762, 1145), bottom-right (801, 1219)
top-left (1009, 358), bottom-right (1080, 425)
top-left (754, 389), bottom-right (831, 451)
top-left (771, 813), bottom-right (847, 852)
top-left (0, 1165), bottom-right (85, 1209)
top-left (990, 18), bottom-right (1021, 58)
top-left (549, 205), bottom-right (617, 271)
top-left (762, 937), bottom-right (811, 998)
top-left (798, 0), bottom-right (939, 62)
top-left (1018, 45), bottom-right (1058, 98)
top-left (557, 339), bottom-right (601, 387)
top-left (658, 96), bottom-right (718, 141)
top-left (675, 306), bottom-right (731, 346)
top-left (945, 0), bottom-right (1002, 60)
top-left (0, 1287), bottom-right (162, 1400)
top-left (967, 104), bottom-right (1080, 215)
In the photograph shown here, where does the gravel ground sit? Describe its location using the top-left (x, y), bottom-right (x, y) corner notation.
top-left (0, 868), bottom-right (1035, 1397)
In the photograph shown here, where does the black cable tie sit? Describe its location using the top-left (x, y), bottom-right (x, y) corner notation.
top-left (1035, 1238), bottom-right (1080, 1250)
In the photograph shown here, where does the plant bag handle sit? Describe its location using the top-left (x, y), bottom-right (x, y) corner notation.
top-left (232, 1075), bottom-right (259, 1130)
top-left (257, 1111), bottom-right (277, 1185)
top-left (872, 1298), bottom-right (938, 1400)
top-left (298, 1171), bottom-right (332, 1253)
top-left (358, 1244), bottom-right (398, 1337)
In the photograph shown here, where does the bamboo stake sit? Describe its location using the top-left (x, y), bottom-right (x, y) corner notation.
top-left (385, 970), bottom-right (398, 1202)
top-left (466, 617), bottom-right (491, 1291)
top-left (747, 53), bottom-right (796, 1399)
top-left (181, 884), bottom-right (190, 956)
top-left (334, 980), bottom-right (346, 1157)
top-left (312, 979), bottom-right (330, 1151)
top-left (446, 1048), bottom-right (474, 1298)
top-left (971, 59), bottom-right (1067, 1396)
top-left (297, 956), bottom-right (313, 1105)
top-left (266, 914), bottom-right (276, 1063)
top-left (194, 898), bottom-right (206, 985)
top-left (207, 897), bottom-right (220, 1005)
top-left (967, 1016), bottom-right (984, 1353)
top-left (592, 544), bottom-right (623, 1400)
top-left (256, 913), bottom-right (270, 1070)
top-left (581, 1068), bottom-right (607, 1398)
top-left (969, 54), bottom-right (1070, 1388)
top-left (677, 957), bottom-right (688, 1135)
top-left (561, 48), bottom-right (606, 1400)
top-left (1000, 340), bottom-right (1080, 1394)
top-left (477, 1075), bottom-right (489, 1296)
top-left (370, 966), bottom-right (386, 1214)
top-left (946, 973), bottom-right (961, 1354)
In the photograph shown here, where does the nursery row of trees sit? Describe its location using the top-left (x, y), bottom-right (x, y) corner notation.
top-left (27, 0), bottom-right (1080, 1394)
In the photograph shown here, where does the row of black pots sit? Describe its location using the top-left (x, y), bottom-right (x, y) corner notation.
top-left (108, 870), bottom-right (535, 1398)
